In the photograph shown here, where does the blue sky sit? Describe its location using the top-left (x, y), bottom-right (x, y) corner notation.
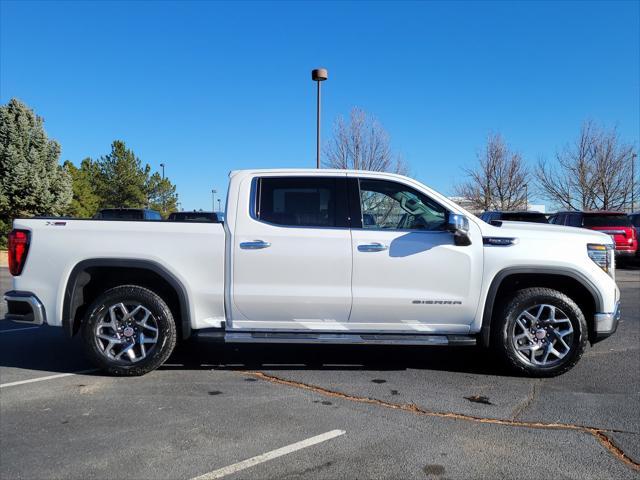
top-left (1, 0), bottom-right (638, 210)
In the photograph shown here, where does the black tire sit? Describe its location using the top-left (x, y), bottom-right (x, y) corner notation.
top-left (492, 287), bottom-right (588, 377)
top-left (81, 285), bottom-right (177, 376)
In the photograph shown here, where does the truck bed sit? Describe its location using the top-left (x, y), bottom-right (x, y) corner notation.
top-left (11, 218), bottom-right (226, 331)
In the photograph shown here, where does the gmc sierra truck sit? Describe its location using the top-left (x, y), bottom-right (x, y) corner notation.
top-left (4, 169), bottom-right (620, 377)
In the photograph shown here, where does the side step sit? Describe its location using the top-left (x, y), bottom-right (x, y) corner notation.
top-left (194, 330), bottom-right (476, 347)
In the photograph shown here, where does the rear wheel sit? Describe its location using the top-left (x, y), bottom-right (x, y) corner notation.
top-left (493, 287), bottom-right (588, 377)
top-left (81, 285), bottom-right (177, 376)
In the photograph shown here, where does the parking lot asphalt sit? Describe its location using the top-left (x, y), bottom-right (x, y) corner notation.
top-left (1, 266), bottom-right (639, 479)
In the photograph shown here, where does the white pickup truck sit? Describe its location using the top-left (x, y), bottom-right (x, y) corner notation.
top-left (4, 169), bottom-right (620, 377)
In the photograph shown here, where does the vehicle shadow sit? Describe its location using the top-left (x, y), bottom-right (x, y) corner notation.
top-left (164, 341), bottom-right (514, 377)
top-left (0, 326), bottom-right (513, 377)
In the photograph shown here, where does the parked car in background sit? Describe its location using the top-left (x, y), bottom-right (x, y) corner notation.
top-left (480, 211), bottom-right (548, 225)
top-left (93, 208), bottom-right (162, 221)
top-left (550, 211), bottom-right (637, 259)
top-left (167, 211), bottom-right (220, 223)
top-left (629, 212), bottom-right (640, 258)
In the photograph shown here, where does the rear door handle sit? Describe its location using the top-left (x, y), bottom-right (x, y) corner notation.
top-left (358, 242), bottom-right (388, 252)
top-left (240, 240), bottom-right (271, 250)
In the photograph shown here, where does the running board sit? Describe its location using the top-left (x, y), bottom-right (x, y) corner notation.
top-left (195, 330), bottom-right (476, 346)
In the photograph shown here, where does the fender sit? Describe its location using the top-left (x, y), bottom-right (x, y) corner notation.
top-left (479, 266), bottom-right (603, 347)
top-left (63, 258), bottom-right (192, 339)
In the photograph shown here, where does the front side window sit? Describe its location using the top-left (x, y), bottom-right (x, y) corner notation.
top-left (358, 179), bottom-right (447, 231)
top-left (256, 177), bottom-right (340, 227)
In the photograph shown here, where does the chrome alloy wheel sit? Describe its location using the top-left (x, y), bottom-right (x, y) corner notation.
top-left (511, 304), bottom-right (574, 367)
top-left (94, 302), bottom-right (159, 363)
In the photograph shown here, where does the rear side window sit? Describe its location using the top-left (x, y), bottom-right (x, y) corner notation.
top-left (631, 215), bottom-right (640, 227)
top-left (565, 214), bottom-right (581, 227)
top-left (583, 215), bottom-right (632, 227)
top-left (255, 177), bottom-right (347, 228)
top-left (553, 214), bottom-right (566, 225)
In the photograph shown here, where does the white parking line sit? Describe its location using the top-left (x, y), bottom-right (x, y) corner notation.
top-left (191, 429), bottom-right (346, 480)
top-left (0, 327), bottom-right (40, 333)
top-left (0, 369), bottom-right (99, 388)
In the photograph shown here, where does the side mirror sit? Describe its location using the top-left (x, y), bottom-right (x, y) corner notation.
top-left (447, 213), bottom-right (472, 246)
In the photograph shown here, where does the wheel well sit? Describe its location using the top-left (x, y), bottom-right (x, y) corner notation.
top-left (64, 263), bottom-right (190, 340)
top-left (482, 272), bottom-right (598, 346)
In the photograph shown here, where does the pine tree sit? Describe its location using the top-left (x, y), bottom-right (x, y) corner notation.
top-left (64, 158), bottom-right (102, 217)
top-left (146, 172), bottom-right (179, 218)
top-left (97, 140), bottom-right (149, 208)
top-left (0, 98), bottom-right (72, 247)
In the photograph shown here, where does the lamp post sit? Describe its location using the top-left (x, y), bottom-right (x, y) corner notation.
top-left (160, 163), bottom-right (165, 179)
top-left (311, 68), bottom-right (328, 169)
top-left (211, 189), bottom-right (217, 212)
top-left (524, 183), bottom-right (528, 211)
top-left (217, 199), bottom-right (221, 211)
top-left (632, 153), bottom-right (637, 212)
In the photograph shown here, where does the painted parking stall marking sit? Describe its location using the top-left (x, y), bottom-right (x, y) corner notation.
top-left (191, 429), bottom-right (346, 480)
top-left (0, 369), bottom-right (99, 389)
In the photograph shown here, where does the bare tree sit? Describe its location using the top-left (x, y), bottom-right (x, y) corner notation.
top-left (454, 133), bottom-right (529, 211)
top-left (323, 107), bottom-right (407, 174)
top-left (536, 121), bottom-right (636, 211)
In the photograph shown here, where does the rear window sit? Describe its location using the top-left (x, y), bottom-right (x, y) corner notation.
top-left (630, 215), bottom-right (640, 227)
top-left (98, 210), bottom-right (144, 220)
top-left (500, 212), bottom-right (548, 223)
top-left (168, 212), bottom-right (218, 222)
top-left (583, 215), bottom-right (632, 227)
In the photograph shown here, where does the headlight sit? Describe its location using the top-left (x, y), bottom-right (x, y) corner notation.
top-left (587, 243), bottom-right (615, 279)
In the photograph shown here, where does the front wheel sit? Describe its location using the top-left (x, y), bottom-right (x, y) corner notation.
top-left (81, 285), bottom-right (177, 376)
top-left (493, 287), bottom-right (588, 377)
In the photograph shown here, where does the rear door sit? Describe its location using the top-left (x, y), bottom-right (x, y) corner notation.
top-left (230, 174), bottom-right (353, 330)
top-left (347, 175), bottom-right (483, 332)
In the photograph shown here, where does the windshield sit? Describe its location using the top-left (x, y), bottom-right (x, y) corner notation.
top-left (583, 215), bottom-right (632, 227)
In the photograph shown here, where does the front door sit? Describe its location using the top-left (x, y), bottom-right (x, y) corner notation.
top-left (348, 175), bottom-right (483, 333)
top-left (230, 174), bottom-right (353, 330)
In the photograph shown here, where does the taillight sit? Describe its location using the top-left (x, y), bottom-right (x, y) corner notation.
top-left (8, 229), bottom-right (30, 276)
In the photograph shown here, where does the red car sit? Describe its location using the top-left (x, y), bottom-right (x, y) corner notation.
top-left (549, 211), bottom-right (638, 259)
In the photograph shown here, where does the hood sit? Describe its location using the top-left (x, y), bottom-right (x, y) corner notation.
top-left (476, 220), bottom-right (613, 244)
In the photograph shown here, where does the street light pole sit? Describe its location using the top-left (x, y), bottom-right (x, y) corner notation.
top-left (211, 189), bottom-right (217, 212)
top-left (160, 163), bottom-right (165, 179)
top-left (218, 199), bottom-right (221, 211)
top-left (523, 183), bottom-right (528, 211)
top-left (632, 153), bottom-right (637, 212)
top-left (312, 68), bottom-right (328, 169)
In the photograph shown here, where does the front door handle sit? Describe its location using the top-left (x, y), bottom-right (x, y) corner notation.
top-left (358, 242), bottom-right (388, 252)
top-left (240, 240), bottom-right (271, 250)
